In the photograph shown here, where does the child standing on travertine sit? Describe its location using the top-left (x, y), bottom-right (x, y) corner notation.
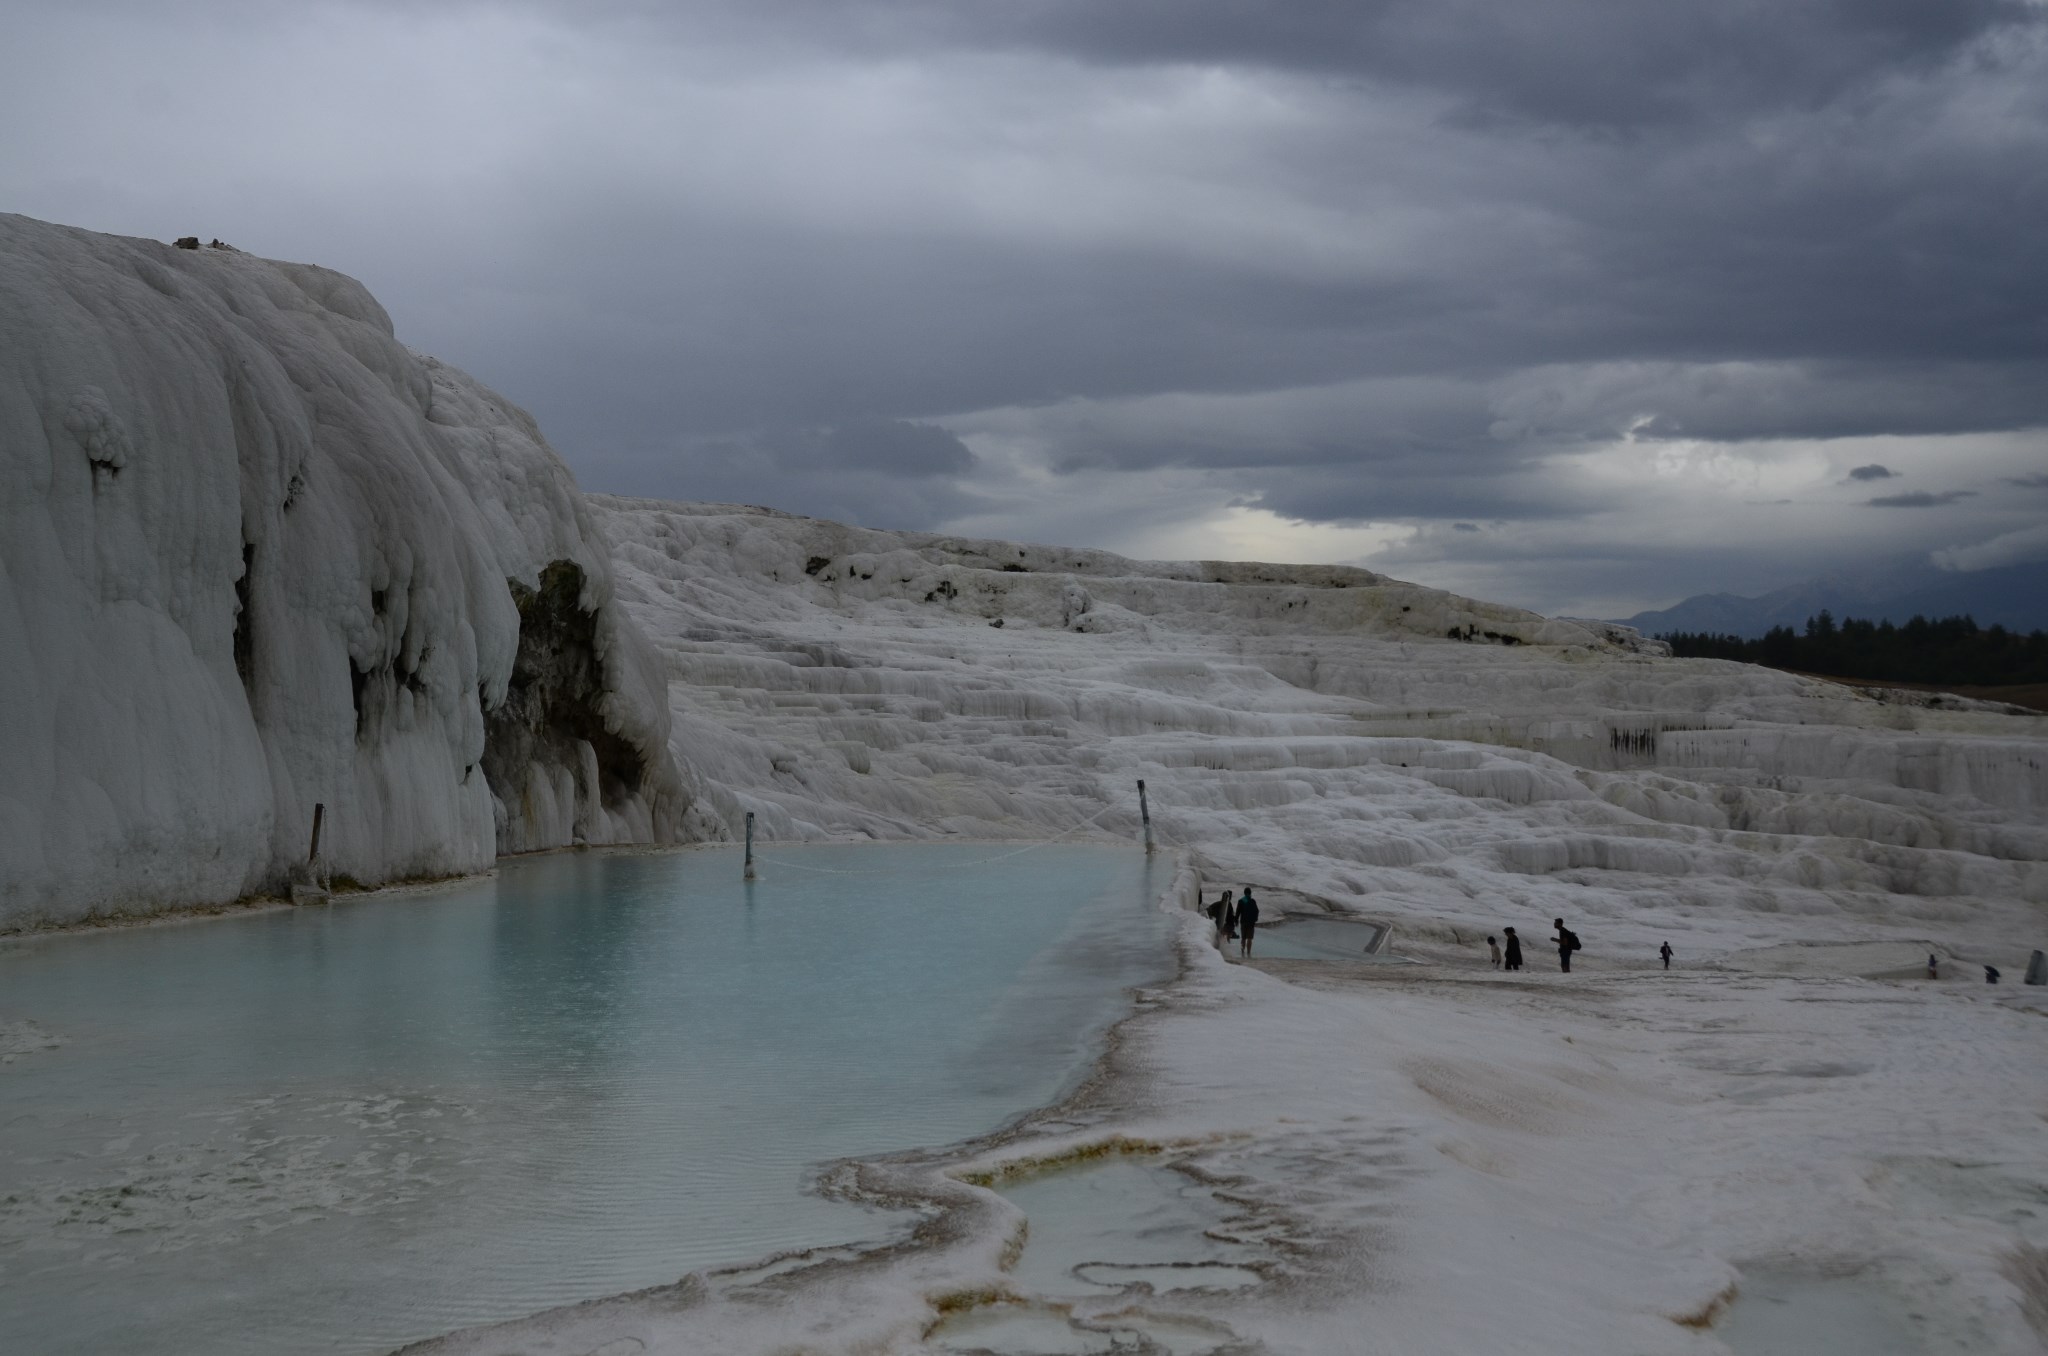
top-left (1487, 935), bottom-right (1502, 969)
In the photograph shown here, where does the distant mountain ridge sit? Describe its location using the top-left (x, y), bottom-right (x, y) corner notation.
top-left (1618, 558), bottom-right (2048, 639)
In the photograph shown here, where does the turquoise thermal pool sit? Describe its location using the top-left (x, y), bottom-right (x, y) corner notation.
top-left (0, 843), bottom-right (1168, 1356)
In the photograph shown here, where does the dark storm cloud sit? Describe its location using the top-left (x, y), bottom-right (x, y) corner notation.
top-left (750, 420), bottom-right (975, 476)
top-left (499, 0), bottom-right (2047, 519)
top-left (825, 420), bottom-right (973, 474)
top-left (4, 0), bottom-right (2047, 608)
top-left (598, 0), bottom-right (2031, 128)
top-left (444, 217), bottom-right (1420, 443)
top-left (1483, 362), bottom-right (2048, 450)
top-left (2006, 473), bottom-right (2048, 488)
top-left (1849, 464), bottom-right (1897, 481)
top-left (632, 422), bottom-right (976, 530)
top-left (1868, 491), bottom-right (1978, 508)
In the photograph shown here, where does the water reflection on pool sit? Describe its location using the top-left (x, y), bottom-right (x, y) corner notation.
top-left (1250, 915), bottom-right (1387, 961)
top-left (0, 844), bottom-right (1166, 1356)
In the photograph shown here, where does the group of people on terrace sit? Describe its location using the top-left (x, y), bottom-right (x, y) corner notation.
top-left (1208, 889), bottom-right (1690, 977)
top-left (1487, 920), bottom-right (1585, 972)
top-left (1487, 924), bottom-right (1676, 972)
top-left (1205, 888), bottom-right (1261, 956)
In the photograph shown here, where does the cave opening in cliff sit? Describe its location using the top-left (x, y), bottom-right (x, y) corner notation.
top-left (481, 560), bottom-right (648, 844)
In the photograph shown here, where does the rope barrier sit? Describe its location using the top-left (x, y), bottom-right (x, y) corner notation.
top-left (749, 794), bottom-right (1136, 877)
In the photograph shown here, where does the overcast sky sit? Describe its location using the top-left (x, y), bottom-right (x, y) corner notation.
top-left (5, 0), bottom-right (2046, 617)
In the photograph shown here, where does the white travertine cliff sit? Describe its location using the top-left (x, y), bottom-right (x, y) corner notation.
top-left (0, 216), bottom-right (691, 927)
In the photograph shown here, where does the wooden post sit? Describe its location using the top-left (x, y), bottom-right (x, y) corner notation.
top-left (744, 811), bottom-right (756, 881)
top-left (1137, 779), bottom-right (1153, 855)
top-left (293, 802), bottom-right (332, 905)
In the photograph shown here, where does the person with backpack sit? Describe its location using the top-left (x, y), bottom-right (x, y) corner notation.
top-left (1553, 918), bottom-right (1581, 973)
top-left (1206, 890), bottom-right (1233, 943)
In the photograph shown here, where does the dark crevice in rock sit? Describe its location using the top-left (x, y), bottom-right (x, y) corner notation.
top-left (398, 643), bottom-right (430, 698)
top-left (350, 658), bottom-right (369, 738)
top-left (233, 540), bottom-right (255, 694)
top-left (481, 561), bottom-right (648, 847)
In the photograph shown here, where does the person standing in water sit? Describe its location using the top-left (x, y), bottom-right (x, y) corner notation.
top-left (1236, 887), bottom-right (1260, 957)
top-left (1502, 927), bottom-right (1523, 971)
top-left (1487, 935), bottom-right (1503, 969)
top-left (1553, 918), bottom-right (1581, 973)
top-left (1659, 941), bottom-right (1673, 970)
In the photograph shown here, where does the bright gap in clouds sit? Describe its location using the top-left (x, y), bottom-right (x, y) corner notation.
top-left (1120, 508), bottom-right (1417, 567)
top-left (1353, 430), bottom-right (2048, 617)
top-left (936, 421), bottom-right (2048, 620)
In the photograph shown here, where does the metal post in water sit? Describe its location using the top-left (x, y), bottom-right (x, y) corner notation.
top-left (1137, 779), bottom-right (1153, 855)
top-left (744, 811), bottom-right (756, 881)
top-left (308, 803), bottom-right (325, 863)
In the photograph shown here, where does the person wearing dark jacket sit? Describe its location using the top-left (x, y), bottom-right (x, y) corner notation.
top-left (1502, 927), bottom-right (1523, 971)
top-left (1553, 918), bottom-right (1581, 973)
top-left (1236, 888), bottom-right (1260, 956)
top-left (1207, 890), bottom-right (1232, 943)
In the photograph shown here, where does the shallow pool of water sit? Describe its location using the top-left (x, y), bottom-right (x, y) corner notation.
top-left (1717, 1271), bottom-right (1931, 1356)
top-left (1248, 915), bottom-right (1386, 961)
top-left (0, 843), bottom-right (1167, 1356)
top-left (932, 1155), bottom-right (1260, 1355)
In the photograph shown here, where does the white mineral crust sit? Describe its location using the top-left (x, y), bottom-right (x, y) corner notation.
top-left (410, 498), bottom-right (2045, 1354)
top-left (0, 216), bottom-right (690, 927)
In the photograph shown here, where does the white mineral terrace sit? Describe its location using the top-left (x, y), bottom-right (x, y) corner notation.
top-left (409, 496), bottom-right (2047, 1356)
top-left (3, 216), bottom-right (2045, 1355)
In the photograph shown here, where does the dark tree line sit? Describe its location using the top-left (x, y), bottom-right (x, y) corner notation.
top-left (1662, 612), bottom-right (2048, 687)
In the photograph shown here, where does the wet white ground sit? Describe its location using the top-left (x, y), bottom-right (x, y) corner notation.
top-left (392, 496), bottom-right (2048, 1356)
top-left (406, 905), bottom-right (2048, 1356)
